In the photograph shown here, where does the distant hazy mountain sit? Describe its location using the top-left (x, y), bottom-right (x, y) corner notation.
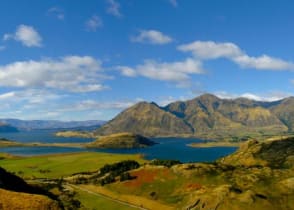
top-left (96, 94), bottom-right (293, 137)
top-left (0, 119), bottom-right (105, 131)
top-left (0, 123), bottom-right (18, 132)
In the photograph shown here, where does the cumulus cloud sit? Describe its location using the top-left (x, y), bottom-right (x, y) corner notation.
top-left (85, 15), bottom-right (103, 31)
top-left (0, 56), bottom-right (109, 92)
top-left (3, 25), bottom-right (42, 47)
top-left (106, 0), bottom-right (122, 17)
top-left (131, 30), bottom-right (173, 45)
top-left (178, 41), bottom-right (294, 71)
top-left (48, 7), bottom-right (65, 20)
top-left (118, 58), bottom-right (204, 86)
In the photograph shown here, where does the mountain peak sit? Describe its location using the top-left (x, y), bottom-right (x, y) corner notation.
top-left (197, 93), bottom-right (220, 100)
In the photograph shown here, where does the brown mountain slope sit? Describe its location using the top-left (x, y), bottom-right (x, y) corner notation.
top-left (166, 94), bottom-right (287, 134)
top-left (270, 97), bottom-right (294, 131)
top-left (95, 102), bottom-right (193, 137)
top-left (96, 94), bottom-right (291, 137)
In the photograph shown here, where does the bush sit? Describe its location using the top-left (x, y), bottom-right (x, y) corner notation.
top-left (119, 172), bottom-right (136, 182)
top-left (99, 160), bottom-right (140, 176)
top-left (150, 159), bottom-right (182, 168)
top-left (98, 160), bottom-right (140, 185)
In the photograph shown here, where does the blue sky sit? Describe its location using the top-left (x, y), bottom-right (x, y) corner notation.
top-left (0, 0), bottom-right (294, 120)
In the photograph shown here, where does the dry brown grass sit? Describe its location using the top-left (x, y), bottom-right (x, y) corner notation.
top-left (0, 189), bottom-right (60, 210)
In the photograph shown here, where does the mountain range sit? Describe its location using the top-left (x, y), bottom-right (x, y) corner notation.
top-left (0, 119), bottom-right (105, 131)
top-left (95, 94), bottom-right (294, 138)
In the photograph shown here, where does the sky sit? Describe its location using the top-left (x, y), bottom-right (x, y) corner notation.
top-left (0, 0), bottom-right (294, 121)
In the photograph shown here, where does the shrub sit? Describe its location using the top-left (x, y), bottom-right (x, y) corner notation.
top-left (150, 159), bottom-right (182, 168)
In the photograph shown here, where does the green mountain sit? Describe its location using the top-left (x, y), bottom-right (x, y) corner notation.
top-left (95, 94), bottom-right (294, 138)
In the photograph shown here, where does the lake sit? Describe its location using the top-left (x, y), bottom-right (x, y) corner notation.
top-left (0, 130), bottom-right (237, 163)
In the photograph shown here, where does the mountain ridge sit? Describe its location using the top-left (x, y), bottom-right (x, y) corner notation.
top-left (96, 94), bottom-right (294, 138)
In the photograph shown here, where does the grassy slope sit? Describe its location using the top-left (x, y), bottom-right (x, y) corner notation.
top-left (75, 188), bottom-right (136, 210)
top-left (0, 189), bottom-right (60, 210)
top-left (0, 152), bottom-right (145, 179)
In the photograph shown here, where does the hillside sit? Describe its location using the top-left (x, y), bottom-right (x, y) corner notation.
top-left (87, 132), bottom-right (156, 148)
top-left (218, 137), bottom-right (294, 168)
top-left (63, 137), bottom-right (294, 210)
top-left (96, 94), bottom-right (292, 138)
top-left (270, 97), bottom-right (294, 131)
top-left (0, 167), bottom-right (60, 210)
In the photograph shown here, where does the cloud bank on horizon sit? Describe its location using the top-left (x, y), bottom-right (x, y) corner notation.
top-left (0, 0), bottom-right (293, 120)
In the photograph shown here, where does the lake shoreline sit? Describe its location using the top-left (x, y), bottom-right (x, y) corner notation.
top-left (188, 141), bottom-right (241, 148)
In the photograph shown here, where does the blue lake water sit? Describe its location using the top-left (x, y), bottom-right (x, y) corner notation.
top-left (0, 131), bottom-right (237, 163)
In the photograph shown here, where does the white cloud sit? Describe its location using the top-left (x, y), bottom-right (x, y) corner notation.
top-left (60, 99), bottom-right (140, 112)
top-left (0, 89), bottom-right (63, 105)
top-left (131, 30), bottom-right (173, 45)
top-left (169, 0), bottom-right (178, 7)
top-left (118, 58), bottom-right (204, 86)
top-left (233, 55), bottom-right (293, 70)
top-left (117, 66), bottom-right (137, 77)
top-left (0, 92), bottom-right (15, 100)
top-left (106, 0), bottom-right (122, 17)
top-left (178, 41), bottom-right (294, 71)
top-left (48, 7), bottom-right (65, 20)
top-left (0, 56), bottom-right (109, 92)
top-left (85, 15), bottom-right (103, 31)
top-left (3, 25), bottom-right (42, 47)
top-left (214, 91), bottom-right (292, 102)
top-left (178, 41), bottom-right (242, 59)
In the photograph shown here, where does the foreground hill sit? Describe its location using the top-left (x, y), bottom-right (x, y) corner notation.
top-left (0, 167), bottom-right (60, 210)
top-left (63, 137), bottom-right (294, 210)
top-left (95, 94), bottom-right (292, 138)
top-left (87, 132), bottom-right (156, 148)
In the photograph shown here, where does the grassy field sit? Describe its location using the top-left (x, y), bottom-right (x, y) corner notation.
top-left (0, 152), bottom-right (145, 179)
top-left (75, 188), bottom-right (136, 210)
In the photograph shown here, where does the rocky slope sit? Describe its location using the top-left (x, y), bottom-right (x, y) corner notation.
top-left (96, 94), bottom-right (292, 137)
